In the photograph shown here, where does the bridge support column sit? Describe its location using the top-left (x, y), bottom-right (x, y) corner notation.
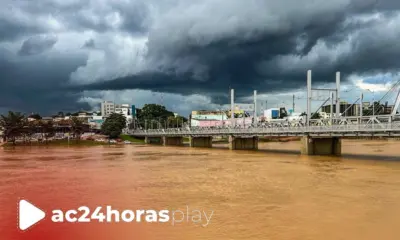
top-left (301, 136), bottom-right (341, 156)
top-left (163, 136), bottom-right (183, 146)
top-left (189, 136), bottom-right (212, 148)
top-left (229, 136), bottom-right (259, 150)
top-left (144, 136), bottom-right (163, 145)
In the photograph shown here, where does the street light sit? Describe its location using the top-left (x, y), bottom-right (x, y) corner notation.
top-left (366, 89), bottom-right (375, 115)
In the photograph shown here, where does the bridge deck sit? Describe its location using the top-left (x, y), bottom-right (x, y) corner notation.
top-left (129, 122), bottom-right (400, 137)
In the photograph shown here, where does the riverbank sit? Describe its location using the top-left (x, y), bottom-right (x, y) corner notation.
top-left (1, 135), bottom-right (146, 147)
top-left (1, 139), bottom-right (109, 147)
top-left (119, 135), bottom-right (145, 143)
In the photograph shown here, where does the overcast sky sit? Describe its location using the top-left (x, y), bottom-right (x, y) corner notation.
top-left (1, 0), bottom-right (400, 116)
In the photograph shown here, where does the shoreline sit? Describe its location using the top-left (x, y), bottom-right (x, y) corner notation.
top-left (1, 140), bottom-right (113, 147)
top-left (2, 137), bottom-right (398, 148)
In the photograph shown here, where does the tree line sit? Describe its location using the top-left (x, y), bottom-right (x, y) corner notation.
top-left (0, 111), bottom-right (86, 145)
top-left (0, 104), bottom-right (186, 144)
top-left (132, 104), bottom-right (188, 129)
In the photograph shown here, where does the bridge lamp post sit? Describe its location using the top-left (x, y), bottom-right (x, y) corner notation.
top-left (367, 89), bottom-right (375, 116)
top-left (216, 107), bottom-right (224, 127)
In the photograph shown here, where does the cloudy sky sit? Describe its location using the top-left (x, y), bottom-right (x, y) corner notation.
top-left (1, 0), bottom-right (400, 116)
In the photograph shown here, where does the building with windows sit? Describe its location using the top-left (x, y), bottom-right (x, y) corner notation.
top-left (100, 101), bottom-right (136, 127)
top-left (321, 102), bottom-right (360, 117)
top-left (115, 104), bottom-right (133, 125)
top-left (101, 101), bottom-right (115, 117)
top-left (115, 104), bottom-right (131, 116)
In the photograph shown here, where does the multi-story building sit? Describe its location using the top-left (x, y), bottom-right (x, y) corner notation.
top-left (101, 101), bottom-right (115, 117)
top-left (115, 104), bottom-right (133, 125)
top-left (321, 102), bottom-right (360, 117)
top-left (115, 104), bottom-right (131, 116)
top-left (100, 101), bottom-right (136, 127)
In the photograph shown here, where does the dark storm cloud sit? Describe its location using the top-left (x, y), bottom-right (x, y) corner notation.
top-left (0, 0), bottom-right (149, 43)
top-left (18, 35), bottom-right (58, 56)
top-left (0, 0), bottom-right (151, 114)
top-left (0, 52), bottom-right (89, 115)
top-left (77, 0), bottom-right (400, 105)
top-left (0, 19), bottom-right (43, 41)
top-left (82, 39), bottom-right (95, 49)
top-left (3, 0), bottom-right (400, 114)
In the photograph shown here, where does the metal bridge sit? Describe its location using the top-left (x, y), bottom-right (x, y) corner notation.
top-left (129, 116), bottom-right (400, 138)
top-left (129, 70), bottom-right (400, 154)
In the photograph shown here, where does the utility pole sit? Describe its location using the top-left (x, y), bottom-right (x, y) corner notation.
top-left (254, 90), bottom-right (257, 124)
top-left (231, 89), bottom-right (235, 127)
top-left (242, 110), bottom-right (245, 128)
top-left (330, 92), bottom-right (334, 125)
top-left (360, 92), bottom-right (363, 124)
top-left (307, 70), bottom-right (312, 126)
top-left (292, 94), bottom-right (295, 113)
top-left (372, 91), bottom-right (375, 129)
top-left (336, 72), bottom-right (341, 118)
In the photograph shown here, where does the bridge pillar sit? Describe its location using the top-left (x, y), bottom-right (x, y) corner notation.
top-left (144, 136), bottom-right (164, 145)
top-left (301, 136), bottom-right (341, 156)
top-left (189, 136), bottom-right (213, 148)
top-left (163, 136), bottom-right (184, 146)
top-left (229, 136), bottom-right (259, 150)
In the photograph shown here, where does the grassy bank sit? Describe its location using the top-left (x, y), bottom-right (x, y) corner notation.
top-left (1, 139), bottom-right (108, 147)
top-left (119, 135), bottom-right (145, 143)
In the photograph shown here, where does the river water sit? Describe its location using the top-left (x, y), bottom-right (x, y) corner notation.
top-left (1, 140), bottom-right (400, 240)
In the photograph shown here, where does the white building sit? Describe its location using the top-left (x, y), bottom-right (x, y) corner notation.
top-left (101, 101), bottom-right (115, 117)
top-left (89, 116), bottom-right (105, 130)
top-left (115, 104), bottom-right (131, 116)
top-left (101, 101), bottom-right (135, 127)
top-left (115, 104), bottom-right (133, 125)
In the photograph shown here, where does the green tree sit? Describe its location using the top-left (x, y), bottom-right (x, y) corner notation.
top-left (166, 116), bottom-right (187, 128)
top-left (70, 117), bottom-right (84, 141)
top-left (0, 111), bottom-right (25, 145)
top-left (136, 108), bottom-right (142, 118)
top-left (20, 120), bottom-right (35, 144)
top-left (139, 104), bottom-right (174, 121)
top-left (101, 113), bottom-right (127, 139)
top-left (28, 113), bottom-right (42, 120)
top-left (39, 120), bottom-right (55, 143)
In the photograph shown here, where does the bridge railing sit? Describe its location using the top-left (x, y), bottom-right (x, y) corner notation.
top-left (129, 122), bottom-right (400, 136)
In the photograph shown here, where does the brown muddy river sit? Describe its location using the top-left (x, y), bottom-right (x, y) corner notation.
top-left (1, 140), bottom-right (400, 240)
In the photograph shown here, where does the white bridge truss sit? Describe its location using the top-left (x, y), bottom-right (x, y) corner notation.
top-left (129, 115), bottom-right (400, 137)
top-left (130, 70), bottom-right (400, 138)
